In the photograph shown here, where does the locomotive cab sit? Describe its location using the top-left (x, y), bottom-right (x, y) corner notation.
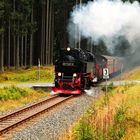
top-left (95, 55), bottom-right (107, 81)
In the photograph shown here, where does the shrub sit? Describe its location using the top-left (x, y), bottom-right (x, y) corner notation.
top-left (74, 119), bottom-right (94, 140)
top-left (114, 104), bottom-right (127, 124)
top-left (108, 104), bottom-right (127, 140)
top-left (0, 86), bottom-right (28, 101)
top-left (102, 82), bottom-right (114, 92)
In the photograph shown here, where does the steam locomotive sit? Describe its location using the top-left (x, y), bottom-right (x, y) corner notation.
top-left (52, 47), bottom-right (122, 95)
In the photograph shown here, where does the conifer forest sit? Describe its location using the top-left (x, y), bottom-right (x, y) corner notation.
top-left (0, 0), bottom-right (85, 71)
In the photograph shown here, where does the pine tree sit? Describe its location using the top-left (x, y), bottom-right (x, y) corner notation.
top-left (0, 1), bottom-right (5, 72)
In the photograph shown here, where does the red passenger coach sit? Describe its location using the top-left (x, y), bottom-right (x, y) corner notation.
top-left (103, 55), bottom-right (123, 76)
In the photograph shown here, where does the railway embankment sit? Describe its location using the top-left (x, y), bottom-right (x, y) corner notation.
top-left (0, 86), bottom-right (50, 114)
top-left (68, 84), bottom-right (140, 140)
top-left (60, 67), bottom-right (140, 140)
top-left (9, 94), bottom-right (96, 140)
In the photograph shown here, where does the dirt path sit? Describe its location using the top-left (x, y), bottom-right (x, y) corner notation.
top-left (100, 80), bottom-right (140, 86)
top-left (0, 82), bottom-right (54, 87)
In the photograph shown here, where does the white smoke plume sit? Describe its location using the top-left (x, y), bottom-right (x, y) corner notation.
top-left (68, 0), bottom-right (140, 54)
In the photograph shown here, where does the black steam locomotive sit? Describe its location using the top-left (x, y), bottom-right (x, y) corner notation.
top-left (52, 47), bottom-right (107, 94)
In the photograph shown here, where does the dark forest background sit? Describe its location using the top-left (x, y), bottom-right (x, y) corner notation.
top-left (0, 0), bottom-right (135, 72)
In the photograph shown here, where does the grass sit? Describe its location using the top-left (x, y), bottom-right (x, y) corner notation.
top-left (57, 66), bottom-right (140, 140)
top-left (60, 84), bottom-right (140, 140)
top-left (0, 65), bottom-right (54, 83)
top-left (73, 119), bottom-right (95, 140)
top-left (116, 66), bottom-right (140, 80)
top-left (0, 66), bottom-right (53, 114)
top-left (0, 86), bottom-right (49, 114)
top-left (0, 86), bottom-right (28, 101)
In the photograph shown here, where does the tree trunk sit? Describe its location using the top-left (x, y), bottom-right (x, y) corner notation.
top-left (15, 20), bottom-right (20, 70)
top-left (8, 19), bottom-right (11, 69)
top-left (41, 1), bottom-right (46, 65)
top-left (78, 0), bottom-right (82, 49)
top-left (45, 0), bottom-right (49, 64)
top-left (50, 2), bottom-right (54, 64)
top-left (0, 34), bottom-right (4, 72)
top-left (21, 35), bottom-right (24, 66)
top-left (13, 35), bottom-right (16, 66)
top-left (63, 0), bottom-right (68, 48)
top-left (29, 3), bottom-right (34, 67)
top-left (30, 34), bottom-right (33, 67)
top-left (24, 35), bottom-right (27, 67)
top-left (16, 34), bottom-right (19, 69)
top-left (13, 0), bottom-right (16, 67)
top-left (48, 1), bottom-right (52, 64)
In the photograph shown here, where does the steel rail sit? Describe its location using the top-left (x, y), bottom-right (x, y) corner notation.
top-left (0, 95), bottom-right (59, 122)
top-left (0, 95), bottom-right (73, 135)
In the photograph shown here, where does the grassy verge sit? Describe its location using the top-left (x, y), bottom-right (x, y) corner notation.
top-left (60, 84), bottom-right (140, 140)
top-left (0, 65), bottom-right (54, 83)
top-left (115, 66), bottom-right (140, 80)
top-left (0, 86), bottom-right (49, 114)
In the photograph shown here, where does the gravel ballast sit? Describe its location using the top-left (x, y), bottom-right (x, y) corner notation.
top-left (10, 88), bottom-right (100, 140)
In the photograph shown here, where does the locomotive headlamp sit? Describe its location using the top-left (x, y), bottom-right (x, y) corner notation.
top-left (73, 73), bottom-right (77, 77)
top-left (67, 47), bottom-right (71, 51)
top-left (58, 72), bottom-right (62, 76)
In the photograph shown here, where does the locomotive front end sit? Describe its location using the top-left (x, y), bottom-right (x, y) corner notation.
top-left (52, 47), bottom-right (83, 94)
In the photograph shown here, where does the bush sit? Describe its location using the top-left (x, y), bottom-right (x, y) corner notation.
top-left (102, 82), bottom-right (114, 92)
top-left (74, 119), bottom-right (94, 140)
top-left (0, 86), bottom-right (28, 101)
top-left (108, 104), bottom-right (127, 140)
top-left (114, 104), bottom-right (128, 125)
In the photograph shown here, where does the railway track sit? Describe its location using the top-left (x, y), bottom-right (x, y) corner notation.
top-left (0, 95), bottom-right (73, 136)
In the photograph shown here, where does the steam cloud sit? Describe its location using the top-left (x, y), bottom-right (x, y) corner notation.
top-left (68, 0), bottom-right (140, 56)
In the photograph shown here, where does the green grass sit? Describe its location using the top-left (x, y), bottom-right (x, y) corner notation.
top-left (60, 66), bottom-right (140, 140)
top-left (108, 104), bottom-right (127, 140)
top-left (101, 82), bottom-right (115, 92)
top-left (0, 66), bottom-right (54, 83)
top-left (0, 86), bottom-right (28, 101)
top-left (0, 66), bottom-right (52, 114)
top-left (73, 119), bottom-right (95, 140)
top-left (70, 84), bottom-right (140, 140)
top-left (0, 86), bottom-right (50, 113)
